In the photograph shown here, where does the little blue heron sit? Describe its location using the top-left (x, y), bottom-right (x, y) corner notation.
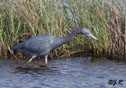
top-left (13, 28), bottom-right (99, 64)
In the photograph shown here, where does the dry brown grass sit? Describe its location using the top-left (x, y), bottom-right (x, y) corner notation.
top-left (104, 0), bottom-right (126, 60)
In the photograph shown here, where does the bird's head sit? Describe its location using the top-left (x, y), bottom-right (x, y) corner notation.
top-left (80, 28), bottom-right (99, 41)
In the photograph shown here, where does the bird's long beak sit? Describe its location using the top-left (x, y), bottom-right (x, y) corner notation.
top-left (86, 33), bottom-right (99, 42)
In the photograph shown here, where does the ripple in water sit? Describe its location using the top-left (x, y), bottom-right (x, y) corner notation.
top-left (0, 57), bottom-right (126, 88)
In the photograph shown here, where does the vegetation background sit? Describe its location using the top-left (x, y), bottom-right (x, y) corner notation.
top-left (0, 0), bottom-right (125, 61)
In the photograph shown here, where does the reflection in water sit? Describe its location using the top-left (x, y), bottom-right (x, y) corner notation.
top-left (15, 65), bottom-right (57, 74)
top-left (0, 57), bottom-right (126, 88)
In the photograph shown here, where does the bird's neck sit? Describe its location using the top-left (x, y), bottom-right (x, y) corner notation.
top-left (51, 29), bottom-right (81, 50)
top-left (62, 29), bottom-right (81, 44)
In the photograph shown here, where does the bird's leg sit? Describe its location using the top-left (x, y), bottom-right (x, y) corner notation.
top-left (25, 56), bottom-right (36, 65)
top-left (45, 55), bottom-right (48, 64)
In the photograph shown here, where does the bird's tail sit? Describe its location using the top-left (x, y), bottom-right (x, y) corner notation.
top-left (12, 42), bottom-right (24, 51)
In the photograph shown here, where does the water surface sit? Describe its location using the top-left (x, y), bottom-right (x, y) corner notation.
top-left (0, 57), bottom-right (126, 88)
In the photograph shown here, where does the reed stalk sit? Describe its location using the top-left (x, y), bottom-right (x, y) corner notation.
top-left (0, 0), bottom-right (125, 61)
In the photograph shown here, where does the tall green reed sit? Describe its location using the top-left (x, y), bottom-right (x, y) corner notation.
top-left (0, 0), bottom-right (125, 60)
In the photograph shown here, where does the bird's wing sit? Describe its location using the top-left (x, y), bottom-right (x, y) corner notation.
top-left (21, 35), bottom-right (53, 54)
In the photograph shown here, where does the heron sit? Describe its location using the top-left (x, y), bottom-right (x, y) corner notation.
top-left (13, 28), bottom-right (99, 64)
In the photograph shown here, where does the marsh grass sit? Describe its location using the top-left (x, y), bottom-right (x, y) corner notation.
top-left (0, 0), bottom-right (125, 61)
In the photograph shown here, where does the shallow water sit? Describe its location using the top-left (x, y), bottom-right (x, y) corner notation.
top-left (0, 57), bottom-right (126, 88)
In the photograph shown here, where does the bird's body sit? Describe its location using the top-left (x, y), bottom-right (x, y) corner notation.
top-left (13, 35), bottom-right (61, 57)
top-left (13, 28), bottom-right (98, 64)
top-left (13, 35), bottom-right (65, 64)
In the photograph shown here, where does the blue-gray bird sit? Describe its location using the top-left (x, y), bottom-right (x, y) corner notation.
top-left (13, 28), bottom-right (99, 64)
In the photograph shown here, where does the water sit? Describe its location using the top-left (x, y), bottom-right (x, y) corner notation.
top-left (0, 57), bottom-right (126, 88)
